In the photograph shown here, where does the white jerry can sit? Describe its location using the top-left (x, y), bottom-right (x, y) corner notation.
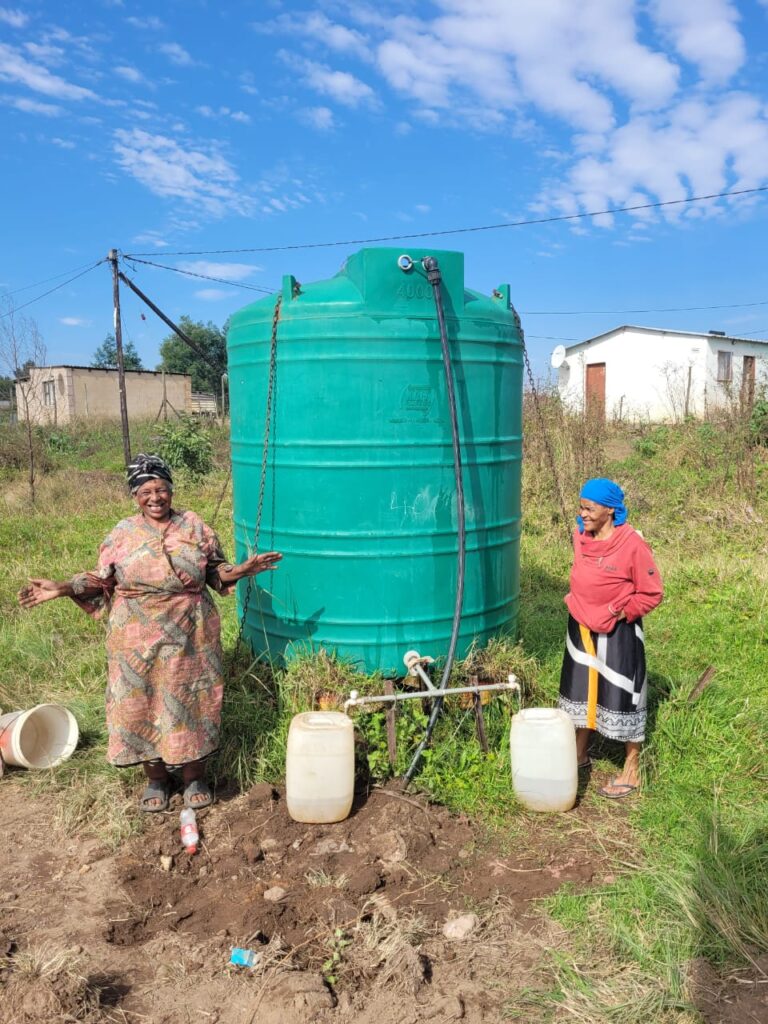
top-left (286, 711), bottom-right (355, 823)
top-left (510, 708), bottom-right (578, 812)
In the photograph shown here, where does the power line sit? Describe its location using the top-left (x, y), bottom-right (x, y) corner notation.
top-left (2, 258), bottom-right (106, 297)
top-left (123, 184), bottom-right (768, 258)
top-left (0, 260), bottom-right (107, 319)
top-left (520, 298), bottom-right (768, 315)
top-left (123, 256), bottom-right (274, 294)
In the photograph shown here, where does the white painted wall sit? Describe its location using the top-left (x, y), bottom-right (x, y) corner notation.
top-left (556, 328), bottom-right (768, 421)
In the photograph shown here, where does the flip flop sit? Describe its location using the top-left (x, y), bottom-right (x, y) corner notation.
top-left (598, 780), bottom-right (639, 800)
top-left (578, 757), bottom-right (592, 770)
top-left (183, 779), bottom-right (213, 809)
top-left (139, 779), bottom-right (171, 813)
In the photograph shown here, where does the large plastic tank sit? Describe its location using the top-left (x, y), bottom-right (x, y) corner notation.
top-left (227, 247), bottom-right (522, 675)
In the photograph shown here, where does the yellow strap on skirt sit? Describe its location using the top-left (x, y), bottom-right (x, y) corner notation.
top-left (578, 623), bottom-right (598, 730)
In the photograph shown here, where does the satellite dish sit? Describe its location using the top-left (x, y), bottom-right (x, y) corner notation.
top-left (550, 345), bottom-right (567, 369)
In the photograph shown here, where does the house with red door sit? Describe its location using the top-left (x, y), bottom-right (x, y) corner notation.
top-left (552, 325), bottom-right (767, 421)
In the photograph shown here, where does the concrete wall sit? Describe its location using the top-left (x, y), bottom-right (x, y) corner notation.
top-left (70, 368), bottom-right (192, 422)
top-left (556, 329), bottom-right (768, 421)
top-left (16, 367), bottom-right (193, 425)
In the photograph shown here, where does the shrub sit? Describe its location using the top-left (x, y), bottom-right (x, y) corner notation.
top-left (750, 399), bottom-right (768, 447)
top-left (155, 415), bottom-right (213, 478)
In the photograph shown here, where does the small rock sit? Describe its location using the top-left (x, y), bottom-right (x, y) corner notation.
top-left (310, 837), bottom-right (352, 857)
top-left (78, 864), bottom-right (91, 876)
top-left (442, 913), bottom-right (480, 941)
top-left (345, 866), bottom-right (382, 896)
top-left (263, 886), bottom-right (287, 902)
top-left (199, 865), bottom-right (208, 877)
top-left (260, 837), bottom-right (281, 852)
top-left (160, 855), bottom-right (173, 872)
top-left (247, 782), bottom-right (276, 807)
top-left (374, 830), bottom-right (407, 865)
top-left (271, 971), bottom-right (335, 1011)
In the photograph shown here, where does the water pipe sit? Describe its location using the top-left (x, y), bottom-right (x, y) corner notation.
top-left (403, 255), bottom-right (466, 786)
top-left (344, 674), bottom-right (521, 713)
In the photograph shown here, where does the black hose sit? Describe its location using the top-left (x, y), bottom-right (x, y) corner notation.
top-left (404, 256), bottom-right (466, 786)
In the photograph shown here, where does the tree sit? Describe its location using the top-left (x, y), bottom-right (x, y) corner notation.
top-left (157, 317), bottom-right (227, 394)
top-left (91, 332), bottom-right (144, 370)
top-left (0, 296), bottom-right (47, 502)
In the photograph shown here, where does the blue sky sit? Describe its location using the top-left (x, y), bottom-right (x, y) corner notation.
top-left (1, 0), bottom-right (768, 376)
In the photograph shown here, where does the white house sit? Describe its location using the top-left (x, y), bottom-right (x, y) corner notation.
top-left (553, 325), bottom-right (768, 421)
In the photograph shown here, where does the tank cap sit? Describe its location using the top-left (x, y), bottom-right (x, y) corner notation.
top-left (397, 254), bottom-right (413, 272)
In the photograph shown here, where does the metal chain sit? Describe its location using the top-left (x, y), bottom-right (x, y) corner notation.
top-left (236, 294), bottom-right (282, 648)
top-left (518, 321), bottom-right (572, 545)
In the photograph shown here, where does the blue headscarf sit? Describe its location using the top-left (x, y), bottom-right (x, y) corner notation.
top-left (577, 478), bottom-right (628, 533)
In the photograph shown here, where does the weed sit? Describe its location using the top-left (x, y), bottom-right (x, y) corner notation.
top-left (155, 414), bottom-right (214, 478)
top-left (322, 927), bottom-right (351, 986)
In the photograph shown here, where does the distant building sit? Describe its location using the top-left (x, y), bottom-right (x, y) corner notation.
top-left (553, 326), bottom-right (768, 421)
top-left (15, 365), bottom-right (193, 425)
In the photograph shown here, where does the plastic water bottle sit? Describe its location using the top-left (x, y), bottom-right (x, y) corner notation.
top-left (180, 808), bottom-right (199, 854)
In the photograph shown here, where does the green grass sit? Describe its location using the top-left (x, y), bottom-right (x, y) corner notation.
top-left (1, 413), bottom-right (767, 1020)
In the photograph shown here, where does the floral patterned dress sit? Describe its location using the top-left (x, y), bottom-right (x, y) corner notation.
top-left (71, 510), bottom-right (234, 767)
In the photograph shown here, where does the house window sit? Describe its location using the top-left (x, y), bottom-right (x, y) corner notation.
top-left (43, 380), bottom-right (56, 406)
top-left (716, 351), bottom-right (732, 383)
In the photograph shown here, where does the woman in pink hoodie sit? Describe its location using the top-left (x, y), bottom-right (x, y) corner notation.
top-left (558, 478), bottom-right (663, 799)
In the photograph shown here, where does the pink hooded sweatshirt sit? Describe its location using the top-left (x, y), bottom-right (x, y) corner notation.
top-left (564, 524), bottom-right (663, 634)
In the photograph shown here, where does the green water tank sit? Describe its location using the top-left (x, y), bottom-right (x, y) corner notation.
top-left (227, 247), bottom-right (522, 675)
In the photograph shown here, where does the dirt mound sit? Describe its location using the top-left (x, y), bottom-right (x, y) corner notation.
top-left (107, 781), bottom-right (598, 959)
top-left (0, 779), bottom-right (622, 1023)
top-left (689, 955), bottom-right (768, 1024)
top-left (1, 957), bottom-right (104, 1023)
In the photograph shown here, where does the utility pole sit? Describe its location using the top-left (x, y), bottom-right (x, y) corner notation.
top-left (109, 249), bottom-right (132, 470)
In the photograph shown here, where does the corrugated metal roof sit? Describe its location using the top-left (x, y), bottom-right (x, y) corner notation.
top-left (564, 325), bottom-right (768, 353)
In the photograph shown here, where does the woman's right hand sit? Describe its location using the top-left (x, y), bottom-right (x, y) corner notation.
top-left (18, 579), bottom-right (68, 609)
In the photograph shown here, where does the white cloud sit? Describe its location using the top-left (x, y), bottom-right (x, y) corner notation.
top-left (415, 203), bottom-right (430, 213)
top-left (178, 261), bottom-right (262, 280)
top-left (542, 92), bottom-right (768, 223)
top-left (115, 65), bottom-right (147, 85)
top-left (648, 0), bottom-right (744, 83)
top-left (239, 71), bottom-right (258, 95)
top-left (299, 105), bottom-right (336, 130)
top-left (0, 42), bottom-right (97, 101)
top-left (126, 15), bottom-right (164, 30)
top-left (197, 104), bottom-right (251, 124)
top-left (51, 136), bottom-right (75, 147)
top-left (158, 42), bottom-right (194, 67)
top-left (59, 316), bottom-right (91, 326)
top-left (112, 128), bottom-right (253, 216)
top-left (24, 42), bottom-right (65, 66)
top-left (195, 288), bottom-right (236, 301)
top-left (131, 231), bottom-right (168, 247)
top-left (280, 51), bottom-right (376, 107)
top-left (0, 7), bottom-right (28, 28)
top-left (4, 94), bottom-right (62, 116)
top-left (305, 12), bottom-right (371, 59)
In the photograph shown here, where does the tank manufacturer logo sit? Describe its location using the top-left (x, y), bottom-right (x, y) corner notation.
top-left (402, 384), bottom-right (434, 413)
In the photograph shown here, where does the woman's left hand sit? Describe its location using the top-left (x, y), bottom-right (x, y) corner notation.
top-left (233, 551), bottom-right (283, 580)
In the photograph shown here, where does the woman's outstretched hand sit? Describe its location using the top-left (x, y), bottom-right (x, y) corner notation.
top-left (18, 578), bottom-right (68, 609)
top-left (238, 552), bottom-right (283, 577)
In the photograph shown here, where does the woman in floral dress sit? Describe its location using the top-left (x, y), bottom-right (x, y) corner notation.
top-left (18, 454), bottom-right (281, 811)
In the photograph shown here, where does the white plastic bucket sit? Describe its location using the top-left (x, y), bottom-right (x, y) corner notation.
top-left (510, 707), bottom-right (577, 812)
top-left (286, 711), bottom-right (354, 823)
top-left (0, 704), bottom-right (79, 769)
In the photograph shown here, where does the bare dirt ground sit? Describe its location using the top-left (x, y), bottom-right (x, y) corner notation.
top-left (2, 777), bottom-right (765, 1024)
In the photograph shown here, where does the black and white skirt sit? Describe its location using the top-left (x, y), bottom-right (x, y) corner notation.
top-left (558, 614), bottom-right (647, 743)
